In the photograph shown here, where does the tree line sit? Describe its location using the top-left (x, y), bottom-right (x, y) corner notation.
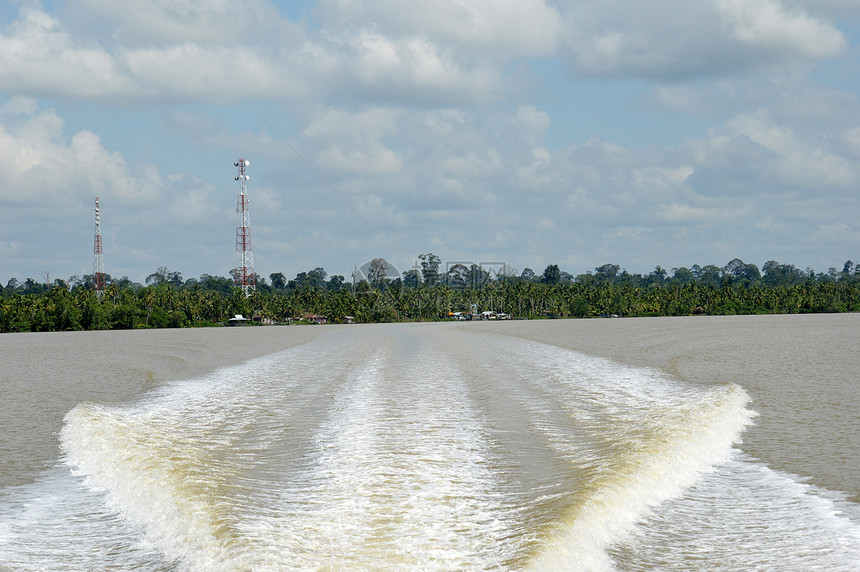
top-left (1, 257), bottom-right (858, 332)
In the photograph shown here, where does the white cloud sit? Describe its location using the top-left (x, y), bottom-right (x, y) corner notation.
top-left (1, 1), bottom-right (858, 280)
top-left (0, 1), bottom-right (853, 108)
top-left (511, 105), bottom-right (551, 143)
top-left (303, 107), bottom-right (403, 175)
top-left (0, 239), bottom-right (19, 257)
top-left (716, 0), bottom-right (847, 58)
top-left (559, 2), bottom-right (724, 76)
top-left (0, 101), bottom-right (196, 279)
top-left (0, 7), bottom-right (138, 98)
top-left (317, 0), bottom-right (563, 57)
top-left (119, 44), bottom-right (312, 102)
top-left (329, 31), bottom-right (502, 104)
top-left (632, 166), bottom-right (694, 194)
top-left (0, 3), bottom-right (504, 105)
top-left (698, 110), bottom-right (857, 188)
top-left (317, 145), bottom-right (402, 175)
top-left (0, 99), bottom-right (158, 208)
top-left (0, 100), bottom-right (226, 232)
top-left (558, 0), bottom-right (846, 77)
top-left (65, 0), bottom-right (300, 46)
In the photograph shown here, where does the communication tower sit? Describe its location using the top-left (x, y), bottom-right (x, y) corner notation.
top-left (93, 197), bottom-right (105, 297)
top-left (234, 158), bottom-right (255, 295)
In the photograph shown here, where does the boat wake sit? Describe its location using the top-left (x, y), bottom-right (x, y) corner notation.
top-left (0, 324), bottom-right (855, 570)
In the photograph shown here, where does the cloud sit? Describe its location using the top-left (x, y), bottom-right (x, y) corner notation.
top-left (302, 107), bottom-right (403, 175)
top-left (661, 203), bottom-right (709, 224)
top-left (0, 99), bottom-right (247, 280)
top-left (0, 4), bottom-right (319, 102)
top-left (716, 0), bottom-right (847, 58)
top-left (0, 99), bottom-right (227, 229)
top-left (786, 0), bottom-right (860, 20)
top-left (845, 128), bottom-right (860, 159)
top-left (1, 1), bottom-right (858, 281)
top-left (691, 109), bottom-right (857, 189)
top-left (0, 1), bottom-right (852, 108)
top-left (316, 0), bottom-right (563, 57)
top-left (557, 0), bottom-right (846, 78)
top-left (119, 44), bottom-right (311, 102)
top-left (0, 3), bottom-right (504, 105)
top-left (64, 0), bottom-right (300, 46)
top-left (0, 7), bottom-right (138, 98)
top-left (511, 105), bottom-right (551, 147)
top-left (330, 31), bottom-right (502, 104)
top-left (0, 98), bottom-right (161, 208)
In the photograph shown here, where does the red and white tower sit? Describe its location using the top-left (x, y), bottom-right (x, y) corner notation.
top-left (93, 197), bottom-right (105, 297)
top-left (234, 158), bottom-right (255, 295)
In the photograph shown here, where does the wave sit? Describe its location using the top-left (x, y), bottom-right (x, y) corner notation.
top-left (15, 326), bottom-right (851, 570)
top-left (480, 337), bottom-right (756, 569)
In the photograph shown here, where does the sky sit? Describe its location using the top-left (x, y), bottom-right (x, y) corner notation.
top-left (1, 0), bottom-right (858, 285)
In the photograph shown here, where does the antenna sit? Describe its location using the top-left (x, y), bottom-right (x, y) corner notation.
top-left (234, 158), bottom-right (255, 295)
top-left (93, 197), bottom-right (105, 297)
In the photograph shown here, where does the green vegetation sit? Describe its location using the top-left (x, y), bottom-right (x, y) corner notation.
top-left (2, 258), bottom-right (859, 332)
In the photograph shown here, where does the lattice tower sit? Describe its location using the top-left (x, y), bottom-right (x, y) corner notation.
top-left (234, 158), bottom-right (255, 295)
top-left (93, 197), bottom-right (105, 297)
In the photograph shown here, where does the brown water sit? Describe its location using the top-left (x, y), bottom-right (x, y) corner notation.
top-left (0, 315), bottom-right (857, 570)
top-left (0, 327), bottom-right (322, 489)
top-left (485, 313), bottom-right (860, 504)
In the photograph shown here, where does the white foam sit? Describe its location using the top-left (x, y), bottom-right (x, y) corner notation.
top-left (611, 452), bottom-right (860, 570)
top-left (481, 336), bottom-right (757, 570)
top-left (55, 330), bottom-right (525, 569)
top-left (0, 466), bottom-right (166, 570)
top-left (247, 345), bottom-right (524, 569)
top-left (57, 338), bottom-right (349, 571)
top-left (32, 327), bottom-right (857, 571)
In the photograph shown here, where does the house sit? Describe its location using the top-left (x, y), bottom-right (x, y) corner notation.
top-left (227, 314), bottom-right (249, 326)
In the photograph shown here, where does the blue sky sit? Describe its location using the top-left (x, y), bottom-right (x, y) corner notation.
top-left (1, 0), bottom-right (858, 285)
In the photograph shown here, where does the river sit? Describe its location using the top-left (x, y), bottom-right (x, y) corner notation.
top-left (0, 315), bottom-right (857, 570)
